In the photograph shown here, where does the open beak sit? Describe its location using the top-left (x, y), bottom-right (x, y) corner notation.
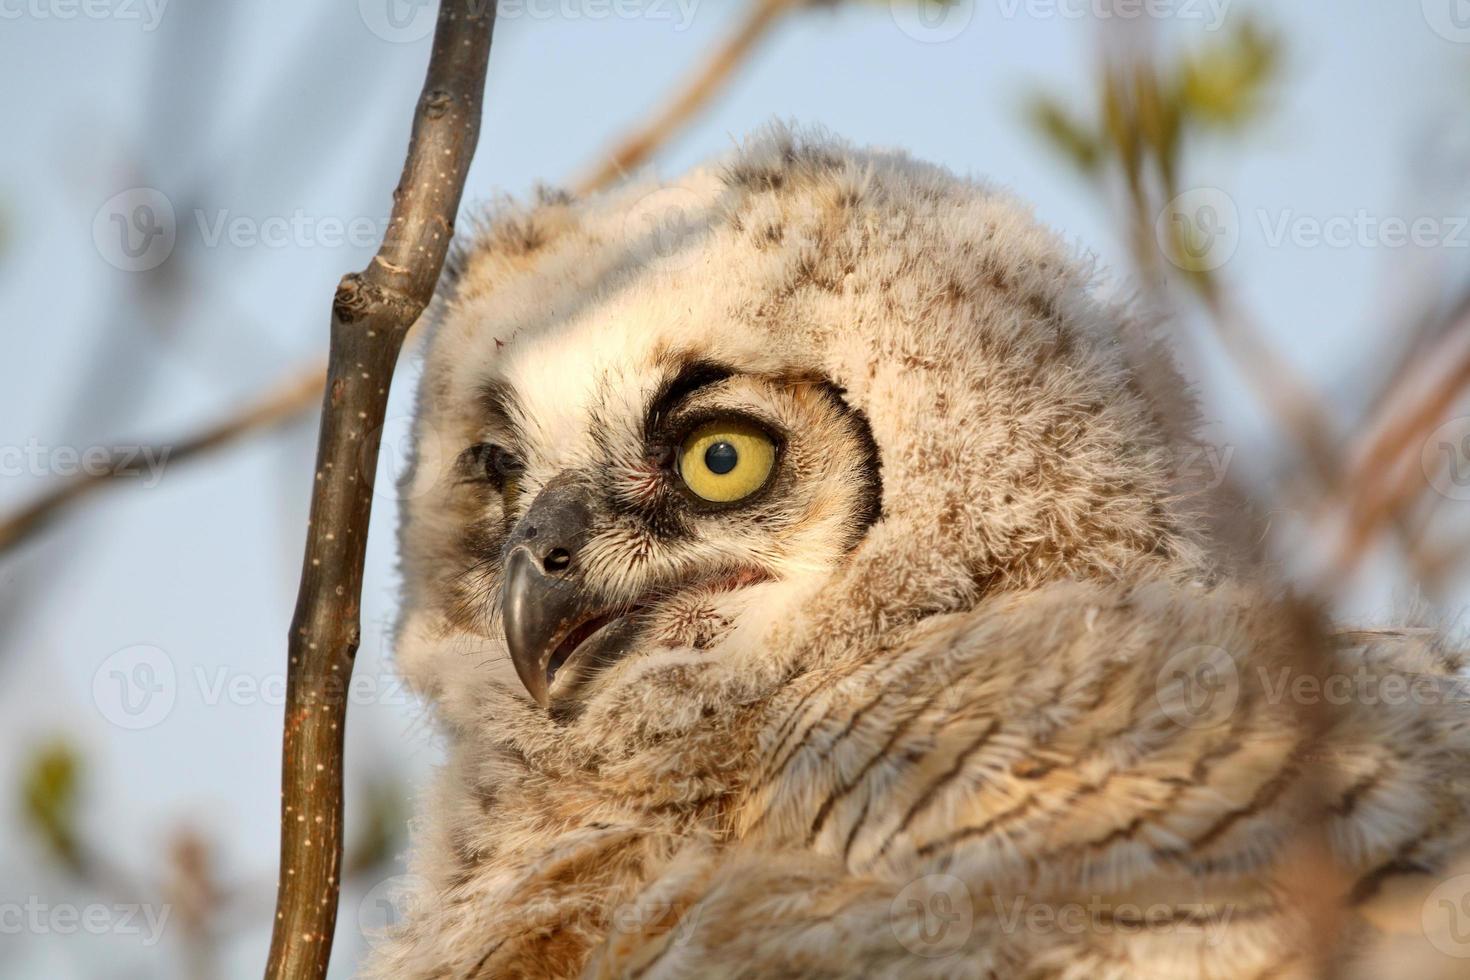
top-left (500, 479), bottom-right (633, 707)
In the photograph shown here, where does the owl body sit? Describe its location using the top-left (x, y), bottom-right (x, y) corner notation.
top-left (366, 130), bottom-right (1470, 979)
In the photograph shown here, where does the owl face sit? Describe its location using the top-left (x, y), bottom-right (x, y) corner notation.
top-left (444, 348), bottom-right (881, 708)
top-left (398, 128), bottom-right (1205, 730)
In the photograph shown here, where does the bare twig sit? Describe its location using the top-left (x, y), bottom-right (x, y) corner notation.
top-left (0, 0), bottom-right (804, 557)
top-left (0, 365), bottom-right (322, 554)
top-left (572, 0), bottom-right (795, 195)
top-left (262, 5), bottom-right (495, 979)
top-left (1328, 314), bottom-right (1470, 577)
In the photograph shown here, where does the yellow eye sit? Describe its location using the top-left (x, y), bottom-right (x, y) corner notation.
top-left (677, 420), bottom-right (776, 503)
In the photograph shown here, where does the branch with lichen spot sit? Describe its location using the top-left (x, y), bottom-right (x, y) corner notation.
top-left (262, 4), bottom-right (495, 979)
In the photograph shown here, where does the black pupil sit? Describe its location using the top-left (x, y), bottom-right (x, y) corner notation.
top-left (704, 442), bottom-right (739, 475)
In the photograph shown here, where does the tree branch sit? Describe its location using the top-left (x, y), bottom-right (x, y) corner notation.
top-left (571, 0), bottom-right (795, 195)
top-left (262, 5), bottom-right (495, 979)
top-left (0, 0), bottom-right (804, 557)
top-left (0, 365), bottom-right (323, 554)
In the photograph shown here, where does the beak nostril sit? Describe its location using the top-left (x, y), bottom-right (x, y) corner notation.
top-left (543, 548), bottom-right (572, 573)
top-left (525, 526), bottom-right (538, 540)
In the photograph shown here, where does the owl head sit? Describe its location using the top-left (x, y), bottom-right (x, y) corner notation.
top-left (395, 127), bottom-right (1208, 729)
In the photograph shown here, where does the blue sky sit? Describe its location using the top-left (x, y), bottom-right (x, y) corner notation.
top-left (1, 2), bottom-right (1468, 976)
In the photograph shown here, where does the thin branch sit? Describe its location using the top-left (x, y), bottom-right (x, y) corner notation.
top-left (571, 0), bottom-right (795, 195)
top-left (0, 365), bottom-right (322, 554)
top-left (262, 5), bottom-right (495, 979)
top-left (1327, 315), bottom-right (1470, 578)
top-left (0, 0), bottom-right (803, 557)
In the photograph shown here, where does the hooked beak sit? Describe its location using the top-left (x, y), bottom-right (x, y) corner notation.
top-left (501, 479), bottom-right (637, 708)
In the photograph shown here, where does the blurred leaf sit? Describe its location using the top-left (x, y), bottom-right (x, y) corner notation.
top-left (21, 739), bottom-right (84, 874)
top-left (1026, 95), bottom-right (1103, 175)
top-left (1179, 19), bottom-right (1281, 129)
top-left (1134, 62), bottom-right (1184, 185)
